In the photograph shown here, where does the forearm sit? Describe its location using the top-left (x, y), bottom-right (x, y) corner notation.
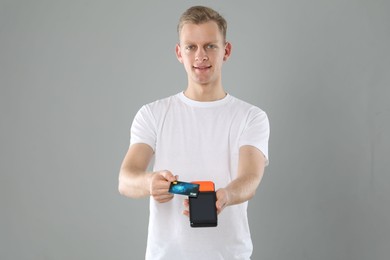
top-left (223, 145), bottom-right (266, 207)
top-left (118, 168), bottom-right (153, 198)
top-left (118, 143), bottom-right (155, 198)
top-left (225, 172), bottom-right (263, 206)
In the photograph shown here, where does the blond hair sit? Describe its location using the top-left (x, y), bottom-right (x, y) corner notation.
top-left (177, 6), bottom-right (227, 41)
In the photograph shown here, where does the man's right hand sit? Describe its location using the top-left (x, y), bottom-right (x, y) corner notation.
top-left (149, 170), bottom-right (177, 203)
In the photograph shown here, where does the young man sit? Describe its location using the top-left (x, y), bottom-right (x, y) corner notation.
top-left (118, 6), bottom-right (270, 260)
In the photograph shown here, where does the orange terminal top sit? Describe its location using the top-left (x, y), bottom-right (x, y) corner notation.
top-left (191, 181), bottom-right (215, 192)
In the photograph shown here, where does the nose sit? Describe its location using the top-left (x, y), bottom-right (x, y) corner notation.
top-left (195, 48), bottom-right (209, 61)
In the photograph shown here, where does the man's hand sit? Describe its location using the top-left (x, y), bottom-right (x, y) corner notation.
top-left (149, 170), bottom-right (177, 203)
top-left (182, 198), bottom-right (190, 217)
top-left (215, 188), bottom-right (229, 214)
top-left (182, 188), bottom-right (230, 217)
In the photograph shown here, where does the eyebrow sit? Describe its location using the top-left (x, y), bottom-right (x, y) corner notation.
top-left (181, 41), bottom-right (220, 45)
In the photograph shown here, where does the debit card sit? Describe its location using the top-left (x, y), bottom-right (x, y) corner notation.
top-left (169, 181), bottom-right (200, 197)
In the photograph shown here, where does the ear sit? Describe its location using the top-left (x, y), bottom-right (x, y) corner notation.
top-left (175, 43), bottom-right (183, 63)
top-left (223, 42), bottom-right (232, 61)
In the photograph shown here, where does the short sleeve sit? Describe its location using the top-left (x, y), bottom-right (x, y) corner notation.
top-left (239, 108), bottom-right (270, 165)
top-left (130, 105), bottom-right (157, 151)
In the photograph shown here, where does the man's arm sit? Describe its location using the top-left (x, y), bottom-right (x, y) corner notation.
top-left (118, 143), bottom-right (177, 203)
top-left (215, 145), bottom-right (266, 213)
top-left (183, 145), bottom-right (266, 216)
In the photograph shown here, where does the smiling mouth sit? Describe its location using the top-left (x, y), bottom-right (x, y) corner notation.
top-left (193, 65), bottom-right (212, 70)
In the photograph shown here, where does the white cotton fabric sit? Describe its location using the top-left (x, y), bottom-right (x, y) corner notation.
top-left (130, 92), bottom-right (270, 260)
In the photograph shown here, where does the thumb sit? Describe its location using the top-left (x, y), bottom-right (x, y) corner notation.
top-left (216, 199), bottom-right (225, 211)
top-left (161, 170), bottom-right (176, 182)
top-left (216, 189), bottom-right (229, 213)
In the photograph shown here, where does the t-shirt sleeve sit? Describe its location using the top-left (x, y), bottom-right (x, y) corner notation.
top-left (130, 105), bottom-right (157, 151)
top-left (239, 108), bottom-right (270, 165)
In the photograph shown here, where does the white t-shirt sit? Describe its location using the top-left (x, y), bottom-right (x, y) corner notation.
top-left (130, 92), bottom-right (270, 260)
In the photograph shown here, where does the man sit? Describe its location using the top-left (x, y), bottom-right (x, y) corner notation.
top-left (118, 6), bottom-right (270, 260)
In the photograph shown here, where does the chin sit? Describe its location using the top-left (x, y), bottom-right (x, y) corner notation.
top-left (193, 80), bottom-right (212, 86)
top-left (192, 76), bottom-right (213, 85)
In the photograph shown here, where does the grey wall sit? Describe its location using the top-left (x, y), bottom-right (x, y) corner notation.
top-left (1, 0), bottom-right (389, 259)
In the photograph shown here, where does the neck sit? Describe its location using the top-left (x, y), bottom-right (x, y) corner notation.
top-left (184, 83), bottom-right (226, 102)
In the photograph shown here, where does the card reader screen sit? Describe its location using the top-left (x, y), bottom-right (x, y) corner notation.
top-left (189, 192), bottom-right (217, 227)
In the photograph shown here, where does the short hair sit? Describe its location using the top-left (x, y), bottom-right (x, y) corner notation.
top-left (177, 6), bottom-right (227, 41)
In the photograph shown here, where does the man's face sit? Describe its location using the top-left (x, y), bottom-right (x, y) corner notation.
top-left (176, 21), bottom-right (231, 87)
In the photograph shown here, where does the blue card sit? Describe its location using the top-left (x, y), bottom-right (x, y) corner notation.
top-left (169, 181), bottom-right (200, 197)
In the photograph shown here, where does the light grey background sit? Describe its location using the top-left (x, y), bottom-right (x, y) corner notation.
top-left (1, 0), bottom-right (389, 259)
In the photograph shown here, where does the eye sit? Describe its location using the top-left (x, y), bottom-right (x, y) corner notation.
top-left (185, 45), bottom-right (195, 51)
top-left (206, 44), bottom-right (217, 49)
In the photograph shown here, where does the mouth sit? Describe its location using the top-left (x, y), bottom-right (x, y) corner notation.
top-left (193, 65), bottom-right (212, 70)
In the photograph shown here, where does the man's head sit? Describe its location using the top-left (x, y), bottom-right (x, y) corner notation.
top-left (175, 6), bottom-right (231, 91)
top-left (177, 6), bottom-right (227, 43)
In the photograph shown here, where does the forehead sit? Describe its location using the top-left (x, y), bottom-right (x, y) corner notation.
top-left (179, 21), bottom-right (224, 44)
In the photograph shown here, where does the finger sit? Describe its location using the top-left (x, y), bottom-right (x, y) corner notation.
top-left (182, 209), bottom-right (189, 217)
top-left (151, 176), bottom-right (173, 189)
top-left (216, 200), bottom-right (225, 211)
top-left (154, 194), bottom-right (174, 203)
top-left (215, 189), bottom-right (228, 215)
top-left (152, 182), bottom-right (171, 190)
top-left (182, 199), bottom-right (190, 217)
top-left (151, 187), bottom-right (172, 197)
top-left (160, 170), bottom-right (176, 182)
top-left (152, 185), bottom-right (172, 194)
top-left (216, 202), bottom-right (224, 215)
